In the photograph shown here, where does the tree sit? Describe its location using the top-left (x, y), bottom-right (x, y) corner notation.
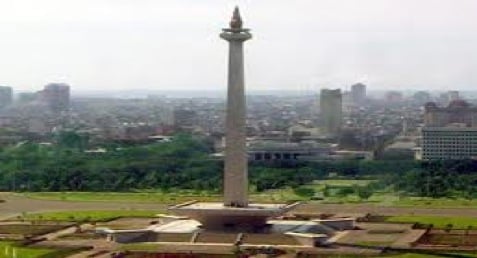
top-left (293, 187), bottom-right (315, 198)
top-left (445, 223), bottom-right (453, 233)
top-left (357, 187), bottom-right (373, 200)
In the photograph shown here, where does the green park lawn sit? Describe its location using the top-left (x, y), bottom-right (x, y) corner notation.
top-left (0, 241), bottom-right (78, 258)
top-left (19, 179), bottom-right (375, 203)
top-left (21, 190), bottom-right (301, 204)
top-left (24, 210), bottom-right (162, 222)
top-left (386, 215), bottom-right (477, 229)
top-left (20, 191), bottom-right (220, 204)
top-left (392, 197), bottom-right (477, 208)
top-left (17, 178), bottom-right (477, 209)
top-left (20, 190), bottom-right (477, 209)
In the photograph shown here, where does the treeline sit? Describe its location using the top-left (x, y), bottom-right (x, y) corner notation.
top-left (0, 134), bottom-right (221, 192)
top-left (392, 160), bottom-right (477, 198)
top-left (0, 133), bottom-right (476, 199)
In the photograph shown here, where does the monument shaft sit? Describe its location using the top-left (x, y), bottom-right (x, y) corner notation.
top-left (221, 8), bottom-right (252, 207)
top-left (168, 8), bottom-right (297, 230)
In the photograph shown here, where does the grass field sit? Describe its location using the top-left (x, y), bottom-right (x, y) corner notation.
top-left (393, 197), bottom-right (477, 208)
top-left (0, 241), bottom-right (78, 258)
top-left (17, 178), bottom-right (477, 209)
top-left (20, 191), bottom-right (220, 204)
top-left (386, 215), bottom-right (477, 229)
top-left (24, 210), bottom-right (162, 222)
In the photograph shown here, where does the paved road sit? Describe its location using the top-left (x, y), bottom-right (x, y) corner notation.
top-left (2, 193), bottom-right (477, 220)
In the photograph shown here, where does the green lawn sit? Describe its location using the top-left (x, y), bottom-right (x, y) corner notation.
top-left (20, 191), bottom-right (220, 204)
top-left (22, 191), bottom-right (303, 204)
top-left (0, 241), bottom-right (79, 258)
top-left (386, 215), bottom-right (477, 229)
top-left (17, 185), bottom-right (477, 209)
top-left (24, 210), bottom-right (162, 222)
top-left (393, 197), bottom-right (477, 208)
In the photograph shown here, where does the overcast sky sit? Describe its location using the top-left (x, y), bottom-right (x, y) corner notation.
top-left (0, 0), bottom-right (476, 92)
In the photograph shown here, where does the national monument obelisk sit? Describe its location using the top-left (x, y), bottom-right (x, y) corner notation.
top-left (220, 7), bottom-right (252, 208)
top-left (170, 7), bottom-right (297, 229)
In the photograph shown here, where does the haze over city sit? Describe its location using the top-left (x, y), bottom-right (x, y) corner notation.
top-left (0, 0), bottom-right (476, 92)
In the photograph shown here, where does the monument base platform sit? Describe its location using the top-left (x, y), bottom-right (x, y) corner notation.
top-left (169, 201), bottom-right (299, 230)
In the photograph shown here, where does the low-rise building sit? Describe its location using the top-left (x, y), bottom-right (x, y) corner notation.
top-left (248, 141), bottom-right (337, 161)
top-left (421, 125), bottom-right (477, 160)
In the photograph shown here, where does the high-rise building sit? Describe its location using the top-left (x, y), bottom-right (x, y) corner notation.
top-left (0, 86), bottom-right (13, 108)
top-left (320, 89), bottom-right (342, 135)
top-left (38, 83), bottom-right (70, 112)
top-left (421, 100), bottom-right (477, 160)
top-left (350, 83), bottom-right (366, 105)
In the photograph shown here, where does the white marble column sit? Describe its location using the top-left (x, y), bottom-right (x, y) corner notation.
top-left (220, 7), bottom-right (252, 207)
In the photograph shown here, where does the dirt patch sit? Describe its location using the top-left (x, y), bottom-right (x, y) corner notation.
top-left (417, 230), bottom-right (477, 246)
top-left (0, 224), bottom-right (70, 237)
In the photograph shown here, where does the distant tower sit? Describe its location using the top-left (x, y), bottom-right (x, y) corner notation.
top-left (320, 89), bottom-right (342, 135)
top-left (39, 83), bottom-right (70, 112)
top-left (0, 86), bottom-right (13, 108)
top-left (350, 83), bottom-right (366, 105)
top-left (220, 7), bottom-right (252, 207)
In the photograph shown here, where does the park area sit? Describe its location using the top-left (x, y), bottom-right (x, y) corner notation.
top-left (0, 241), bottom-right (80, 258)
top-left (16, 179), bottom-right (477, 209)
top-left (2, 186), bottom-right (477, 257)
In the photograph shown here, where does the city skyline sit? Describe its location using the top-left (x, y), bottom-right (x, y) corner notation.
top-left (0, 0), bottom-right (476, 92)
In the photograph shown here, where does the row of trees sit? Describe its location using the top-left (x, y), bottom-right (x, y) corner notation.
top-left (0, 133), bottom-right (476, 199)
top-left (392, 160), bottom-right (477, 198)
top-left (0, 134), bottom-right (220, 192)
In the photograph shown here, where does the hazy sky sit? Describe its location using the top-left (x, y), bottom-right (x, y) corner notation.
top-left (0, 0), bottom-right (476, 92)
